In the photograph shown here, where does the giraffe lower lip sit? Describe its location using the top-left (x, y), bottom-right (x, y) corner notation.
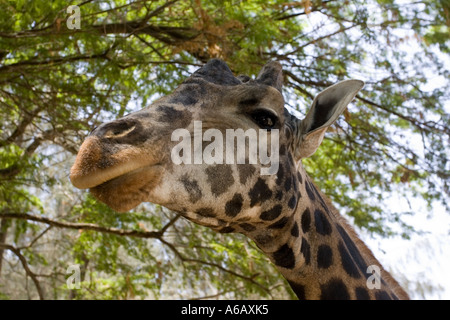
top-left (70, 155), bottom-right (158, 189)
top-left (87, 163), bottom-right (163, 189)
top-left (89, 167), bottom-right (142, 189)
top-left (89, 164), bottom-right (164, 212)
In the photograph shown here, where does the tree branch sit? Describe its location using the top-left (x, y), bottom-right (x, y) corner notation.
top-left (356, 95), bottom-right (449, 135)
top-left (0, 22), bottom-right (199, 45)
top-left (160, 213), bottom-right (181, 234)
top-left (0, 52), bottom-right (110, 73)
top-left (0, 243), bottom-right (45, 300)
top-left (275, 0), bottom-right (338, 21)
top-left (190, 286), bottom-right (246, 300)
top-left (158, 237), bottom-right (270, 295)
top-left (18, 225), bottom-right (53, 250)
top-left (0, 213), bottom-right (162, 239)
top-left (282, 25), bottom-right (356, 57)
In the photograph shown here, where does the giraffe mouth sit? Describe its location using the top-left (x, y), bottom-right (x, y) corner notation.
top-left (69, 136), bottom-right (156, 190)
top-left (70, 136), bottom-right (164, 211)
top-left (88, 164), bottom-right (164, 212)
top-left (70, 157), bottom-right (156, 190)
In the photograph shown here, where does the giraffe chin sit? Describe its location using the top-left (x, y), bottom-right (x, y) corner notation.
top-left (89, 165), bottom-right (164, 212)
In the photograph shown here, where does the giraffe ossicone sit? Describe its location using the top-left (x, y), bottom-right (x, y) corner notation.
top-left (70, 59), bottom-right (409, 300)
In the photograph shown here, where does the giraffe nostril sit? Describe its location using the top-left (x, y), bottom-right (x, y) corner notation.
top-left (94, 119), bottom-right (138, 139)
top-left (105, 124), bottom-right (136, 138)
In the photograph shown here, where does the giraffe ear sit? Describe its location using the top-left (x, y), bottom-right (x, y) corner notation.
top-left (295, 80), bottom-right (364, 159)
top-left (256, 61), bottom-right (283, 92)
top-left (192, 59), bottom-right (241, 86)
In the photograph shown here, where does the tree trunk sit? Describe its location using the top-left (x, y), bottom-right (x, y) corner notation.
top-left (0, 218), bottom-right (9, 276)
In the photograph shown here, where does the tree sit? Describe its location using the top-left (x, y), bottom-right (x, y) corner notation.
top-left (0, 0), bottom-right (448, 299)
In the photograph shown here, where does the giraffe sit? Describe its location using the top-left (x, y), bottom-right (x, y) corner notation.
top-left (70, 59), bottom-right (409, 300)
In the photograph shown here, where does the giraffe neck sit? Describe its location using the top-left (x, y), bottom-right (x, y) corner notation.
top-left (246, 168), bottom-right (408, 300)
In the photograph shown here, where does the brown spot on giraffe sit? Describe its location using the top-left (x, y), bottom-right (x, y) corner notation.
top-left (70, 59), bottom-right (409, 300)
top-left (205, 165), bottom-right (234, 197)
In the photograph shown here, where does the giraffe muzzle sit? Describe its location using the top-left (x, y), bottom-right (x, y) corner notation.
top-left (69, 135), bottom-right (155, 189)
top-left (69, 115), bottom-right (163, 189)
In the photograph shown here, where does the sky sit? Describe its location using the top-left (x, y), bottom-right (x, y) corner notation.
top-left (364, 194), bottom-right (450, 299)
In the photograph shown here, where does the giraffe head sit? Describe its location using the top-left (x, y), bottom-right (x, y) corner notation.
top-left (70, 59), bottom-right (363, 236)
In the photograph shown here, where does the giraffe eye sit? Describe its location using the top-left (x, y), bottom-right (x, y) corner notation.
top-left (250, 109), bottom-right (278, 130)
